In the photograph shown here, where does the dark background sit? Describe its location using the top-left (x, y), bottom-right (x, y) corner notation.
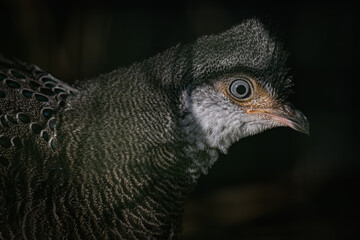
top-left (0, 1), bottom-right (358, 239)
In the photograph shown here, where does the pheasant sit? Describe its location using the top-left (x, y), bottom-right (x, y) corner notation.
top-left (0, 19), bottom-right (309, 239)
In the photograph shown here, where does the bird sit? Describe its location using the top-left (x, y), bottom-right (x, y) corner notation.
top-left (0, 18), bottom-right (309, 239)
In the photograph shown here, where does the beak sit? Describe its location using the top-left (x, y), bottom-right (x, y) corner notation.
top-left (247, 103), bottom-right (310, 135)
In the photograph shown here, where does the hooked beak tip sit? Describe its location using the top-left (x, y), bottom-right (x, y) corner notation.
top-left (289, 112), bottom-right (310, 135)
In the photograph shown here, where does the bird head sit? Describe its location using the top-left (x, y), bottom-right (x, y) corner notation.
top-left (182, 19), bottom-right (309, 154)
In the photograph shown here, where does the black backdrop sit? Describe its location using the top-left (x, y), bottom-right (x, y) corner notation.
top-left (0, 1), bottom-right (358, 239)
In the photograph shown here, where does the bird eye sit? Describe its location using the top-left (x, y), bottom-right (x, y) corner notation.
top-left (229, 79), bottom-right (251, 99)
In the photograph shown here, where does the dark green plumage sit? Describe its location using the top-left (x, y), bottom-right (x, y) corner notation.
top-left (0, 19), bottom-right (308, 239)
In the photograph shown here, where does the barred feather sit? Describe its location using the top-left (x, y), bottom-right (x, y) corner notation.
top-left (0, 19), bottom-right (295, 239)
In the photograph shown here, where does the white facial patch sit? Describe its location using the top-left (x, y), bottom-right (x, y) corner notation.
top-left (181, 84), bottom-right (280, 153)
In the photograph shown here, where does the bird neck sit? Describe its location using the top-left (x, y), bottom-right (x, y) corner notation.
top-left (177, 90), bottom-right (220, 180)
top-left (56, 44), bottom-right (222, 237)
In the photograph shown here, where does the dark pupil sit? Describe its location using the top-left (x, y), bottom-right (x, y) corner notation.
top-left (236, 84), bottom-right (247, 95)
